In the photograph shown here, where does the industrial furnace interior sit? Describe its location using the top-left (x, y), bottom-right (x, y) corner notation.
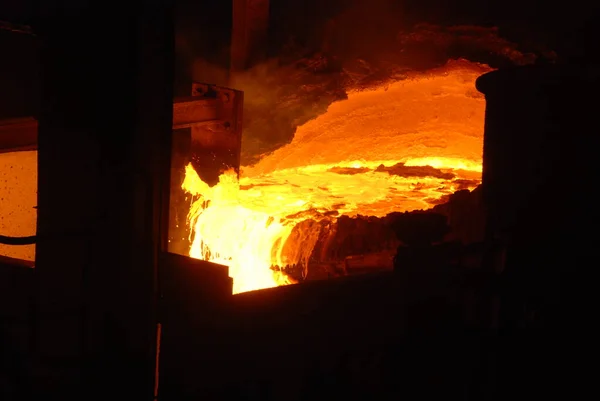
top-left (1, 0), bottom-right (555, 296)
top-left (180, 61), bottom-right (488, 294)
top-left (167, 0), bottom-right (557, 295)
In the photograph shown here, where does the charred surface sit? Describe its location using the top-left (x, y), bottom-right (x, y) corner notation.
top-left (275, 185), bottom-right (486, 283)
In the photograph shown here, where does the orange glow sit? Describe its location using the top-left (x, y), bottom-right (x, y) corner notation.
top-left (182, 60), bottom-right (491, 294)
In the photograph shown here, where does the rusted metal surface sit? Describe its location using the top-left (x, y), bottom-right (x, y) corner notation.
top-left (0, 117), bottom-right (37, 153)
top-left (178, 83), bottom-right (243, 186)
top-left (231, 0), bottom-right (270, 71)
top-left (172, 97), bottom-right (219, 128)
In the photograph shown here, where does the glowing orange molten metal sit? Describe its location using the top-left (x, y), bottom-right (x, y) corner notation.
top-left (182, 60), bottom-right (492, 294)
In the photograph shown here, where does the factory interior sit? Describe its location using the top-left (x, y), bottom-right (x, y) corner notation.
top-left (1, 0), bottom-right (598, 400)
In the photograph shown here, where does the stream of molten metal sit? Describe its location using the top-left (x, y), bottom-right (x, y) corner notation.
top-left (182, 60), bottom-right (491, 294)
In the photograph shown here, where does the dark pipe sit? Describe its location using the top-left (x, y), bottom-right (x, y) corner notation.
top-left (0, 234), bottom-right (36, 245)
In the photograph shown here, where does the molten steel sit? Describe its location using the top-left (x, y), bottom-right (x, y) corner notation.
top-left (182, 60), bottom-right (491, 294)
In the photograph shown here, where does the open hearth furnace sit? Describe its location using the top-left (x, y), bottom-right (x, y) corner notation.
top-left (170, 60), bottom-right (490, 295)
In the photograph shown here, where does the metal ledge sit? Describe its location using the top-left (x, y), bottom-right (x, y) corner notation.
top-left (0, 96), bottom-right (224, 153)
top-left (0, 117), bottom-right (38, 153)
top-left (172, 97), bottom-right (220, 128)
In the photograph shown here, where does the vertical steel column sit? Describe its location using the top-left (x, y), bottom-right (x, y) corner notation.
top-left (34, 1), bottom-right (173, 399)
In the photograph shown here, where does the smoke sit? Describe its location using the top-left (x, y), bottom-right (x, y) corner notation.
top-left (179, 0), bottom-right (551, 167)
top-left (231, 60), bottom-right (347, 166)
top-left (175, 1), bottom-right (411, 166)
top-left (229, 61), bottom-right (312, 166)
top-left (183, 54), bottom-right (346, 167)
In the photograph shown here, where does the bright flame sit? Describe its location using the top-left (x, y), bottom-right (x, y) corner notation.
top-left (183, 166), bottom-right (295, 293)
top-left (182, 60), bottom-right (492, 294)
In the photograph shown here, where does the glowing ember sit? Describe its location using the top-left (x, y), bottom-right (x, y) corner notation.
top-left (182, 60), bottom-right (491, 294)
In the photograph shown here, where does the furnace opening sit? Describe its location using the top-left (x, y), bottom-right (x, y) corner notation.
top-left (182, 59), bottom-right (490, 294)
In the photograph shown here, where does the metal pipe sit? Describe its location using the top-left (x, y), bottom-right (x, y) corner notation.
top-left (0, 234), bottom-right (36, 245)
